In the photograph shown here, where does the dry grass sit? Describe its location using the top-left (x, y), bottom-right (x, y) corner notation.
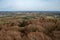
top-left (0, 15), bottom-right (60, 40)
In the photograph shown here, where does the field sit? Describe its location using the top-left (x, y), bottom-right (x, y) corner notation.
top-left (0, 11), bottom-right (60, 40)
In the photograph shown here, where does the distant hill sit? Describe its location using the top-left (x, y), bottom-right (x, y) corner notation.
top-left (0, 11), bottom-right (60, 16)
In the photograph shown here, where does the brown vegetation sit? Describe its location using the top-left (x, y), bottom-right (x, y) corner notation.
top-left (0, 15), bottom-right (60, 40)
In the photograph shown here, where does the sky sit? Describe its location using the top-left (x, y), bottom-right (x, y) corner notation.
top-left (0, 0), bottom-right (60, 11)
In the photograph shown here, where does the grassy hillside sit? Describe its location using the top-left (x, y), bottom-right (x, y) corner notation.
top-left (0, 12), bottom-right (60, 40)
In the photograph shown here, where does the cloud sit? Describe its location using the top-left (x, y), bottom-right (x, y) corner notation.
top-left (0, 0), bottom-right (60, 11)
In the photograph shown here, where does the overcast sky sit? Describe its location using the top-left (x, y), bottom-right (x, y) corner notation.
top-left (0, 0), bottom-right (60, 11)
